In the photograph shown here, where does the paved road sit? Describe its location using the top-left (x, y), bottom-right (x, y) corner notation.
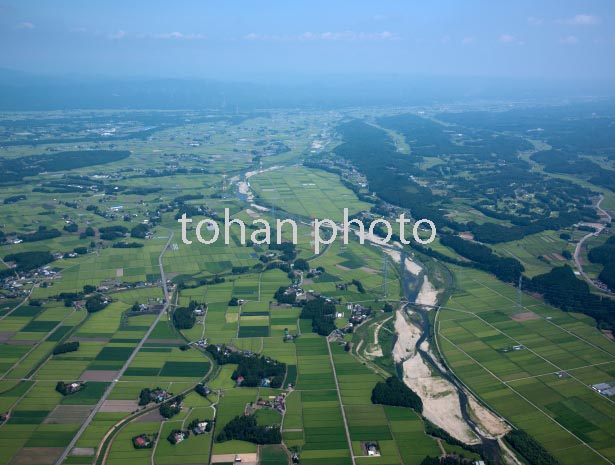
top-left (54, 228), bottom-right (174, 465)
top-left (574, 195), bottom-right (612, 293)
top-left (0, 282), bottom-right (36, 321)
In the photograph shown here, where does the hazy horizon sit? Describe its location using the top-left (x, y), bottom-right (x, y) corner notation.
top-left (1, 0), bottom-right (615, 81)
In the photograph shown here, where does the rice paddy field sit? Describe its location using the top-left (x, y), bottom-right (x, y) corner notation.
top-left (0, 109), bottom-right (409, 465)
top-left (491, 229), bottom-right (585, 278)
top-left (5, 106), bottom-right (614, 465)
top-left (437, 266), bottom-right (615, 465)
top-left (250, 166), bottom-right (371, 222)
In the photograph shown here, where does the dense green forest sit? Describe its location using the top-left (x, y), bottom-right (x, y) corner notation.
top-left (371, 376), bottom-right (423, 412)
top-left (588, 236), bottom-right (615, 289)
top-left (336, 116), bottom-right (596, 246)
top-left (173, 301), bottom-right (200, 329)
top-left (527, 265), bottom-right (615, 331)
top-left (205, 344), bottom-right (286, 388)
top-left (299, 299), bottom-right (337, 336)
top-left (0, 150), bottom-right (131, 184)
top-left (504, 429), bottom-right (561, 465)
top-left (216, 415), bottom-right (281, 444)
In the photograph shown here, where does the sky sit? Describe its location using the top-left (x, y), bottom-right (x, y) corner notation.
top-left (1, 0), bottom-right (614, 81)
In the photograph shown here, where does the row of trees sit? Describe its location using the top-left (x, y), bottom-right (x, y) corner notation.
top-left (440, 235), bottom-right (524, 283)
top-left (52, 341), bottom-right (79, 355)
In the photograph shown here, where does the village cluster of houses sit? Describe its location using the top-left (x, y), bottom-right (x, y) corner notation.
top-left (166, 419), bottom-right (210, 446)
top-left (591, 382), bottom-right (615, 397)
top-left (592, 279), bottom-right (612, 293)
top-left (499, 344), bottom-right (525, 353)
top-left (147, 388), bottom-right (172, 403)
top-left (347, 303), bottom-right (372, 326)
top-left (97, 278), bottom-right (161, 293)
top-left (253, 394), bottom-right (286, 414)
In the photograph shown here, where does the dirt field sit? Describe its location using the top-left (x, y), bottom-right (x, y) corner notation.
top-left (211, 453), bottom-right (258, 464)
top-left (510, 311), bottom-right (540, 322)
top-left (80, 370), bottom-right (118, 381)
top-left (145, 338), bottom-right (181, 344)
top-left (100, 400), bottom-right (139, 412)
top-left (364, 315), bottom-right (393, 358)
top-left (44, 405), bottom-right (93, 424)
top-left (70, 448), bottom-right (96, 456)
top-left (0, 331), bottom-right (15, 342)
top-left (135, 410), bottom-right (165, 422)
top-left (360, 266), bottom-right (379, 274)
top-left (11, 448), bottom-right (64, 464)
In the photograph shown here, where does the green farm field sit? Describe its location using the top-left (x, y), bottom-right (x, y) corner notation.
top-left (437, 266), bottom-right (615, 465)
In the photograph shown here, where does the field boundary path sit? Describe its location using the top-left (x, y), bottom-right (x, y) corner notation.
top-left (326, 337), bottom-right (357, 465)
top-left (54, 227), bottom-right (175, 465)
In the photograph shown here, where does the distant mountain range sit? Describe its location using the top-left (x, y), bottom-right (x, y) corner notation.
top-left (0, 68), bottom-right (614, 110)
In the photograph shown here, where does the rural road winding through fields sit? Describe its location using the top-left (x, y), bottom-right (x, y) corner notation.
top-left (574, 195), bottom-right (613, 293)
top-left (54, 228), bottom-right (175, 465)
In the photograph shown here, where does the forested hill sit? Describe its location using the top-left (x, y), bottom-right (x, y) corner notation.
top-left (0, 150), bottom-right (130, 184)
top-left (334, 120), bottom-right (444, 225)
top-left (334, 118), bottom-right (597, 245)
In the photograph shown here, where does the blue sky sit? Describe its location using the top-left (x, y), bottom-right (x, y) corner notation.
top-left (1, 0), bottom-right (614, 80)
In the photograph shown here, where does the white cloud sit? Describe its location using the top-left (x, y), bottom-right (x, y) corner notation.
top-left (152, 32), bottom-right (205, 40)
top-left (15, 21), bottom-right (35, 30)
top-left (557, 14), bottom-right (600, 25)
top-left (244, 30), bottom-right (399, 41)
top-left (461, 37), bottom-right (475, 45)
top-left (108, 30), bottom-right (126, 40)
top-left (499, 34), bottom-right (524, 45)
top-left (560, 35), bottom-right (579, 44)
top-left (499, 34), bottom-right (515, 43)
top-left (527, 16), bottom-right (543, 26)
top-left (440, 35), bottom-right (450, 44)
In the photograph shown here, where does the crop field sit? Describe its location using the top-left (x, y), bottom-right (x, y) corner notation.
top-left (437, 266), bottom-right (615, 465)
top-left (332, 342), bottom-right (449, 465)
top-left (285, 335), bottom-right (351, 465)
top-left (491, 229), bottom-right (582, 278)
top-left (250, 166), bottom-right (371, 222)
top-left (7, 106), bottom-right (613, 465)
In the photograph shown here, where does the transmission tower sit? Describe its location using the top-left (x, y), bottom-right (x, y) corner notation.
top-left (382, 251), bottom-right (388, 297)
top-left (517, 275), bottom-right (523, 313)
